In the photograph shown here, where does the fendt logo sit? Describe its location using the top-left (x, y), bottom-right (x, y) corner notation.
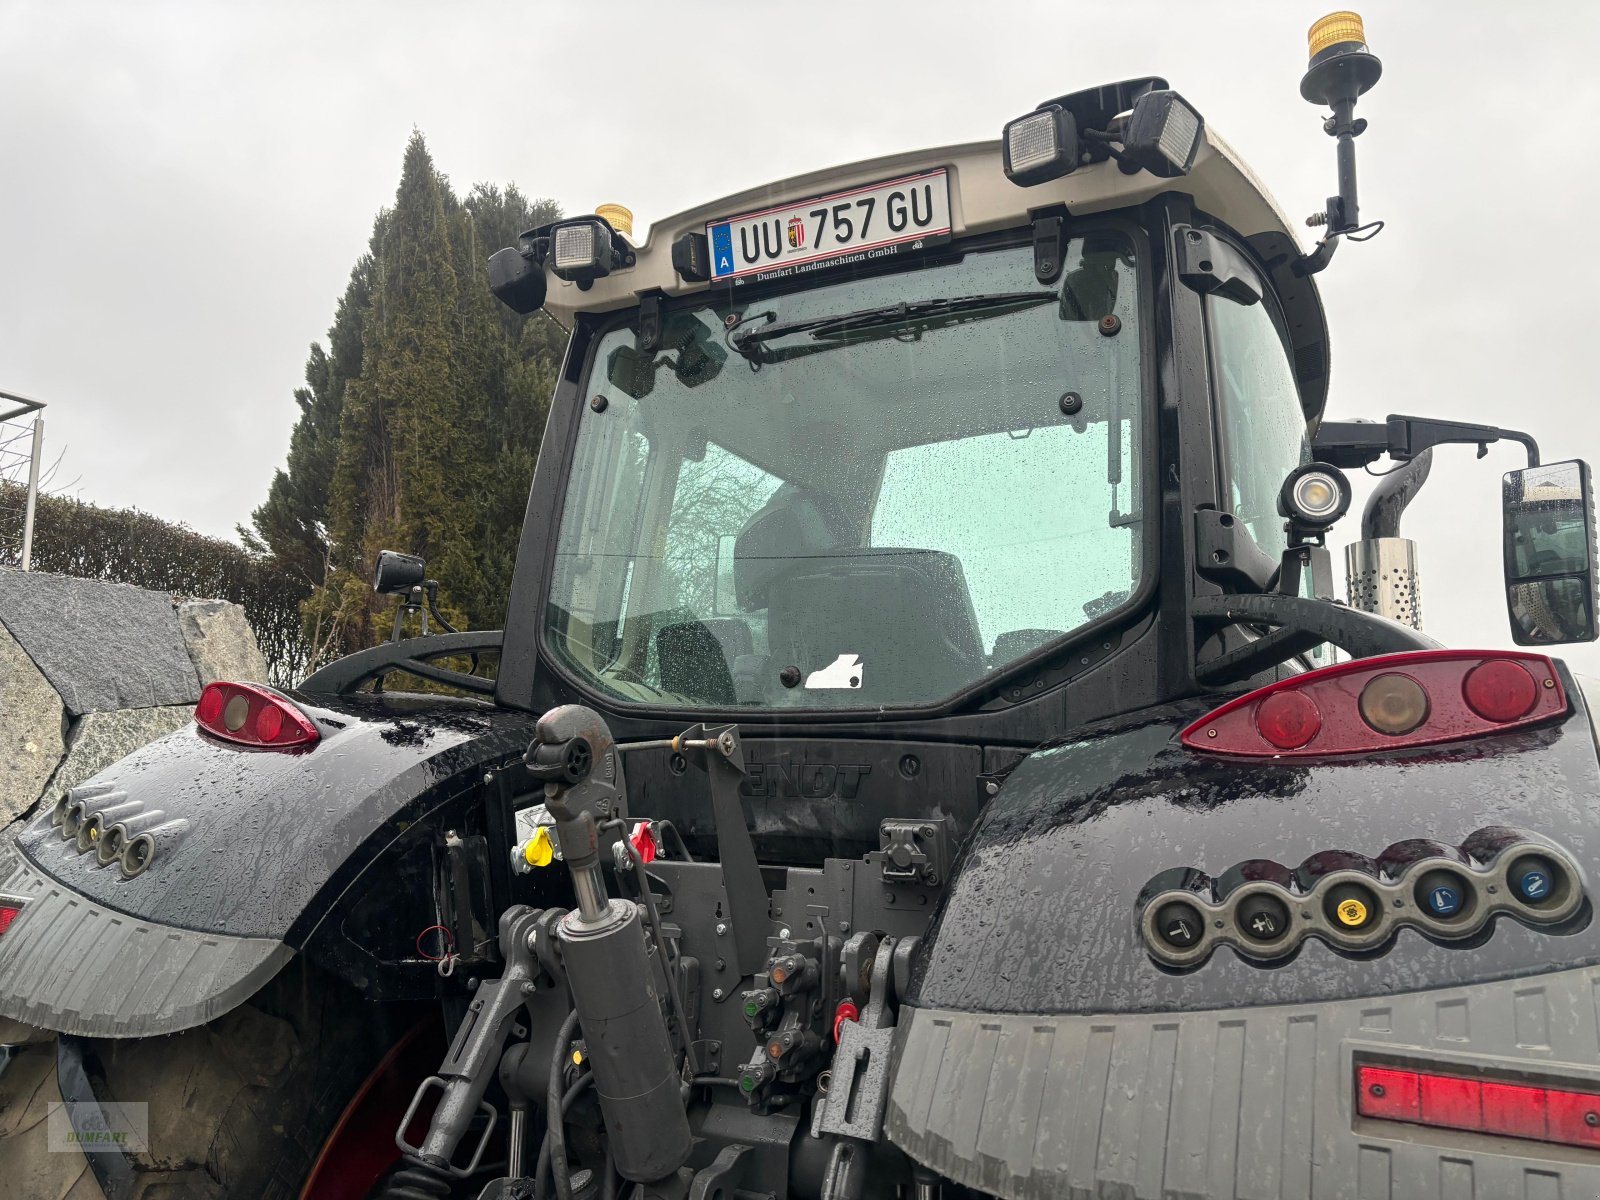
top-left (741, 762), bottom-right (871, 801)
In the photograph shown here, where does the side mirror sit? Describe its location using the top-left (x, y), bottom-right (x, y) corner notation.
top-left (373, 550), bottom-right (426, 597)
top-left (1502, 460), bottom-right (1599, 645)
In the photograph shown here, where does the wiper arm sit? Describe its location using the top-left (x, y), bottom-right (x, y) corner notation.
top-left (730, 291), bottom-right (1056, 353)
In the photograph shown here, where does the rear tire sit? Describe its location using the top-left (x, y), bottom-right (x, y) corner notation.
top-left (0, 958), bottom-right (433, 1199)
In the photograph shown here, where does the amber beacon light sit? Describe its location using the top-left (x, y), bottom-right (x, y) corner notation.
top-left (1307, 11), bottom-right (1370, 63)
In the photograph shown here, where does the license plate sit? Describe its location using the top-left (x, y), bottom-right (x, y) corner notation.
top-left (706, 168), bottom-right (952, 285)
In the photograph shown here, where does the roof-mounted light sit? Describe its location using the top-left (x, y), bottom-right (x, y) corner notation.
top-left (488, 210), bottom-right (638, 311)
top-left (1002, 104), bottom-right (1079, 187)
top-left (550, 218), bottom-right (622, 286)
top-left (671, 232), bottom-right (711, 283)
top-left (594, 203), bottom-right (634, 239)
top-left (1119, 89), bottom-right (1204, 177)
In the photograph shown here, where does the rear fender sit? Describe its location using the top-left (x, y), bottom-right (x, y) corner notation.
top-left (891, 661), bottom-right (1600, 1197)
top-left (0, 690), bottom-right (537, 1036)
top-left (908, 661), bottom-right (1600, 1016)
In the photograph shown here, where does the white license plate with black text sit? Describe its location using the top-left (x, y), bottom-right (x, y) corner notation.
top-left (706, 169), bottom-right (952, 285)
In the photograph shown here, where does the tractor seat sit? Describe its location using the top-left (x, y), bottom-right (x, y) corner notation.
top-left (762, 548), bottom-right (984, 703)
top-left (655, 618), bottom-right (753, 704)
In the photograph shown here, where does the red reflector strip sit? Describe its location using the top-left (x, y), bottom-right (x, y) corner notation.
top-left (0, 905), bottom-right (21, 936)
top-left (1358, 1065), bottom-right (1600, 1148)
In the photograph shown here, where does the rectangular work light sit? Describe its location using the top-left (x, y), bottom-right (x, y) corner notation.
top-left (1002, 104), bottom-right (1079, 186)
top-left (1120, 90), bottom-right (1203, 177)
top-left (550, 218), bottom-right (619, 285)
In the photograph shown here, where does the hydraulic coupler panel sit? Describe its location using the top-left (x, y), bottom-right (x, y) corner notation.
top-left (558, 899), bottom-right (691, 1183)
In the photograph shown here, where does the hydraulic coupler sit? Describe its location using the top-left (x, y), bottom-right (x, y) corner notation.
top-left (528, 705), bottom-right (692, 1184)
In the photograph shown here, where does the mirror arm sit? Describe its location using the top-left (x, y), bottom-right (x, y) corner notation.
top-left (1498, 428), bottom-right (1541, 468)
top-left (1314, 414), bottom-right (1540, 470)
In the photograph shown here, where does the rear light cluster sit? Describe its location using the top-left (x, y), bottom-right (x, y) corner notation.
top-left (0, 901), bottom-right (22, 936)
top-left (1138, 827), bottom-right (1583, 968)
top-left (1359, 1064), bottom-right (1600, 1150)
top-left (195, 682), bottom-right (320, 749)
top-left (1182, 650), bottom-right (1566, 757)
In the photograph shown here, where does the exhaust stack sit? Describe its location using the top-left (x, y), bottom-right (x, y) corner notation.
top-left (1345, 448), bottom-right (1431, 629)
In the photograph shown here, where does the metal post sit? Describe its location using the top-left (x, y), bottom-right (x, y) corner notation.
top-left (1, 389), bottom-right (49, 571)
top-left (21, 416), bottom-right (42, 571)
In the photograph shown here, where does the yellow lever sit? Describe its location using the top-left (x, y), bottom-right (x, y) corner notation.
top-left (522, 826), bottom-right (554, 868)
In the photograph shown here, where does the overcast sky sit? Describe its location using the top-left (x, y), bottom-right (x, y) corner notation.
top-left (3, 0), bottom-right (1597, 673)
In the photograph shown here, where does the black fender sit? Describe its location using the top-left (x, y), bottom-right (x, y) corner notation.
top-left (0, 689), bottom-right (537, 1037)
top-left (907, 665), bottom-right (1600, 1015)
top-left (889, 666), bottom-right (1600, 1197)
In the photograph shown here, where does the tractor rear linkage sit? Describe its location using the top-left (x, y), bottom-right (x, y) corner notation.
top-left (393, 705), bottom-right (915, 1200)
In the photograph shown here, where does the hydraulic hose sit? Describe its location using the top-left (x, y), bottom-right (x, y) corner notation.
top-left (543, 1009), bottom-right (584, 1200)
top-left (378, 1161), bottom-right (454, 1199)
top-left (533, 1070), bottom-right (594, 1200)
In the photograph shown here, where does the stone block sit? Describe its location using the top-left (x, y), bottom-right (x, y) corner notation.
top-left (0, 569), bottom-right (200, 714)
top-left (0, 623), bottom-right (65, 825)
top-left (177, 599), bottom-right (269, 685)
top-left (43, 706), bottom-right (195, 800)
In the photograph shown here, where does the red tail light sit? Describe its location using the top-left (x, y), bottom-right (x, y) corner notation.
top-left (195, 682), bottom-right (320, 749)
top-left (1359, 1063), bottom-right (1600, 1149)
top-left (0, 904), bottom-right (21, 936)
top-left (1182, 650), bottom-right (1566, 758)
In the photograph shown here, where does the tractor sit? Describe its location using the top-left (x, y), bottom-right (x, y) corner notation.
top-left (4, 12), bottom-right (1599, 1199)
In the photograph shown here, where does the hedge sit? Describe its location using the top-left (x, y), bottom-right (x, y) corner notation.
top-left (0, 483), bottom-right (312, 684)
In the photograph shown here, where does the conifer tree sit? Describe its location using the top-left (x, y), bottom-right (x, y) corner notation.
top-left (243, 241), bottom-right (377, 585)
top-left (269, 132), bottom-right (563, 663)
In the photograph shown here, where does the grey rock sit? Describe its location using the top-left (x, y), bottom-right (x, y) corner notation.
top-left (0, 569), bottom-right (200, 714)
top-left (42, 706), bottom-right (195, 800)
top-left (0, 623), bottom-right (65, 824)
top-left (177, 599), bottom-right (268, 685)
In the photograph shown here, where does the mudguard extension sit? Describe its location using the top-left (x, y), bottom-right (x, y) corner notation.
top-left (0, 836), bottom-right (291, 1037)
top-left (0, 691), bottom-right (535, 1036)
top-left (891, 965), bottom-right (1600, 1199)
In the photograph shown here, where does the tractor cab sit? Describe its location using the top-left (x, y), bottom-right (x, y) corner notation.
top-left (491, 106), bottom-right (1319, 727)
top-left (486, 62), bottom-right (1596, 749)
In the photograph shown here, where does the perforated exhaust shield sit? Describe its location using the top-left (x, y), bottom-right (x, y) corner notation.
top-left (0, 835), bottom-right (291, 1037)
top-left (1346, 536), bottom-right (1422, 628)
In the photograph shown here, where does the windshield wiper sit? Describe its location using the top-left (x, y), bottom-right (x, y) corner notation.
top-left (729, 291), bottom-right (1056, 356)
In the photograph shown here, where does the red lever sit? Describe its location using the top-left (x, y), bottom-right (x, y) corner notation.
top-left (630, 821), bottom-right (658, 865)
top-left (833, 1001), bottom-right (860, 1043)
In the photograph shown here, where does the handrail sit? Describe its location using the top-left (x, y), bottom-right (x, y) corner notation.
top-left (298, 630), bottom-right (504, 697)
